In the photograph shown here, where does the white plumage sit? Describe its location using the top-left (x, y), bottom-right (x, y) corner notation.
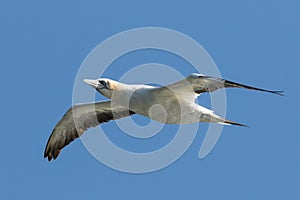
top-left (44, 73), bottom-right (283, 161)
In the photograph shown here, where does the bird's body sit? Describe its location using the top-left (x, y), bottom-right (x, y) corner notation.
top-left (109, 83), bottom-right (215, 124)
top-left (44, 73), bottom-right (283, 161)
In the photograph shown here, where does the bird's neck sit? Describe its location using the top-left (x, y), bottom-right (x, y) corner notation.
top-left (110, 83), bottom-right (152, 108)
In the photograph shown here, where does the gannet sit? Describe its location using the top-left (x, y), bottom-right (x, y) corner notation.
top-left (44, 73), bottom-right (283, 161)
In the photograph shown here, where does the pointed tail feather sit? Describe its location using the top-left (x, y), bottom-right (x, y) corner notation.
top-left (220, 119), bottom-right (248, 127)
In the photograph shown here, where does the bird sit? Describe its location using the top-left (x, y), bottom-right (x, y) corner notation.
top-left (44, 73), bottom-right (283, 161)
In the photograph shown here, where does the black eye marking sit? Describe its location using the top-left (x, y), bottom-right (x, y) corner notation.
top-left (99, 80), bottom-right (106, 86)
top-left (98, 80), bottom-right (110, 89)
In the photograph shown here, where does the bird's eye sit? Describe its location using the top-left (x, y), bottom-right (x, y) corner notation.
top-left (99, 80), bottom-right (106, 86)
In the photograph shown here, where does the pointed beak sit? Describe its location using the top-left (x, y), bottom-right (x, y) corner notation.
top-left (83, 79), bottom-right (98, 88)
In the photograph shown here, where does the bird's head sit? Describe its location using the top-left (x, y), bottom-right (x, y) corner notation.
top-left (83, 78), bottom-right (117, 99)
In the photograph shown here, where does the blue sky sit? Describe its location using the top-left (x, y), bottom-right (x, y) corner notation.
top-left (1, 0), bottom-right (299, 199)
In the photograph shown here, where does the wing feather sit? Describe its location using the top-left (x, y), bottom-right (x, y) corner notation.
top-left (153, 74), bottom-right (283, 102)
top-left (188, 74), bottom-right (284, 96)
top-left (44, 101), bottom-right (134, 161)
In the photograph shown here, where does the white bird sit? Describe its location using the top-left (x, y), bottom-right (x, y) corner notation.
top-left (44, 73), bottom-right (283, 161)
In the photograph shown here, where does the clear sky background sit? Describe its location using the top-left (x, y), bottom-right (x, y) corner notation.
top-left (1, 0), bottom-right (299, 199)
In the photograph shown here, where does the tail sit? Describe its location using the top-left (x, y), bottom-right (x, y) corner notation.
top-left (219, 119), bottom-right (248, 127)
top-left (199, 109), bottom-right (248, 127)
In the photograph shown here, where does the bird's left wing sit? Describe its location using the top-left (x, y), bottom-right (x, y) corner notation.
top-left (44, 101), bottom-right (134, 161)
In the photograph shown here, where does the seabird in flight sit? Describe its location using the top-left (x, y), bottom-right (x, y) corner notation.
top-left (44, 73), bottom-right (283, 161)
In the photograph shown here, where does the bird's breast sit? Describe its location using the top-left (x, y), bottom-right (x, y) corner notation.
top-left (127, 91), bottom-right (200, 124)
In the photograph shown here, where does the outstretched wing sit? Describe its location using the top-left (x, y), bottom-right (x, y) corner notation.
top-left (187, 73), bottom-right (284, 95)
top-left (44, 101), bottom-right (134, 161)
top-left (153, 73), bottom-right (283, 102)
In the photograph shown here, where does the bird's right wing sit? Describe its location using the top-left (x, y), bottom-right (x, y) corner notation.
top-left (153, 73), bottom-right (283, 103)
top-left (186, 74), bottom-right (284, 95)
top-left (44, 101), bottom-right (134, 161)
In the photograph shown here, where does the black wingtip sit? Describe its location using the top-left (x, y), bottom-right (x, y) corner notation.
top-left (44, 149), bottom-right (60, 162)
top-left (270, 90), bottom-right (284, 96)
top-left (47, 156), bottom-right (52, 162)
top-left (44, 151), bottom-right (53, 162)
